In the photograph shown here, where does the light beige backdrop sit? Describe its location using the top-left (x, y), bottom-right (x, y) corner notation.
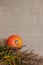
top-left (0, 0), bottom-right (43, 55)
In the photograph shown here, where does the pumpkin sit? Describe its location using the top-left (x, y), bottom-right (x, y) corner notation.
top-left (6, 35), bottom-right (23, 48)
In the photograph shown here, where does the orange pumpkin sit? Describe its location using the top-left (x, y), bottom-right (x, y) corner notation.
top-left (7, 35), bottom-right (23, 48)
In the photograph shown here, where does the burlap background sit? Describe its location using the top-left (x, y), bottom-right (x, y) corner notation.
top-left (0, 0), bottom-right (43, 55)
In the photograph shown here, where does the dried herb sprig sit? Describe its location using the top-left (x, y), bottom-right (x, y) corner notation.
top-left (0, 43), bottom-right (43, 65)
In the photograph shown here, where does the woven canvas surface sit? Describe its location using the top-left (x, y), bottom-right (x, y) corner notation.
top-left (0, 0), bottom-right (43, 55)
